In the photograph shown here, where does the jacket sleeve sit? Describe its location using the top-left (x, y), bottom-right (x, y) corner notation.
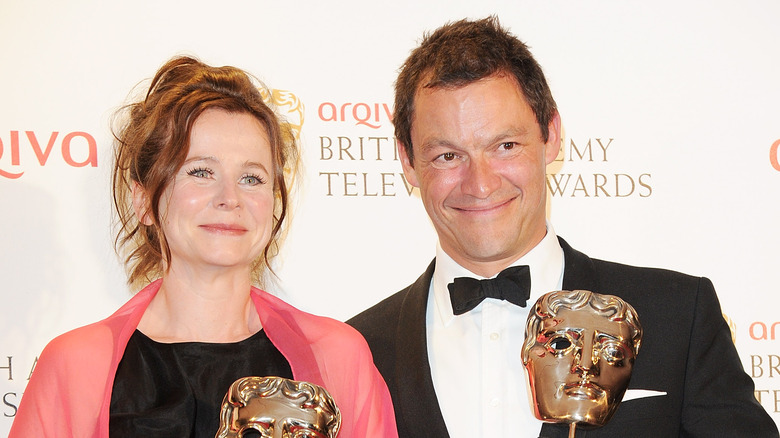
top-left (680, 277), bottom-right (778, 437)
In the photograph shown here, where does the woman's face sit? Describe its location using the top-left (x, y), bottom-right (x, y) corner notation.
top-left (157, 108), bottom-right (276, 275)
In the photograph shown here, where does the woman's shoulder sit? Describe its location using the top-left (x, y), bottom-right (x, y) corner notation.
top-left (252, 288), bottom-right (371, 348)
top-left (33, 319), bottom-right (118, 388)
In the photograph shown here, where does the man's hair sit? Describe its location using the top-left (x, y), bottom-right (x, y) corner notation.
top-left (393, 16), bottom-right (558, 164)
top-left (521, 290), bottom-right (643, 364)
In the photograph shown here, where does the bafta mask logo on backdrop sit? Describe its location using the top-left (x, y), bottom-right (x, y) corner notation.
top-left (259, 88), bottom-right (305, 143)
top-left (522, 290), bottom-right (642, 433)
top-left (216, 376), bottom-right (341, 438)
top-left (0, 131), bottom-right (98, 179)
top-left (259, 87), bottom-right (304, 190)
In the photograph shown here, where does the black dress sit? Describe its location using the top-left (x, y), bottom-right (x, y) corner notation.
top-left (109, 329), bottom-right (293, 437)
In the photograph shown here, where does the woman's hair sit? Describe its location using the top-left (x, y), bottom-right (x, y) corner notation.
top-left (112, 55), bottom-right (298, 288)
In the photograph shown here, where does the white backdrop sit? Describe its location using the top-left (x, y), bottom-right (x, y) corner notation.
top-left (1, 1), bottom-right (779, 434)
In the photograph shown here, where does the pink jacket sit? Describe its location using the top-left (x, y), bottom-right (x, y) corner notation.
top-left (10, 280), bottom-right (397, 437)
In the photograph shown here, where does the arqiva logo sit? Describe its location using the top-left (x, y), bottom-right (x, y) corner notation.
top-left (0, 130), bottom-right (97, 179)
top-left (318, 102), bottom-right (393, 129)
top-left (771, 139), bottom-right (780, 172)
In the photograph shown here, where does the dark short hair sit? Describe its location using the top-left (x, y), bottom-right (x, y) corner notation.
top-left (394, 16), bottom-right (558, 164)
top-left (112, 56), bottom-right (298, 287)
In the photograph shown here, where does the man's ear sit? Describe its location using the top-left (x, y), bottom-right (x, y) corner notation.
top-left (544, 111), bottom-right (562, 165)
top-left (398, 140), bottom-right (420, 188)
top-left (131, 182), bottom-right (154, 226)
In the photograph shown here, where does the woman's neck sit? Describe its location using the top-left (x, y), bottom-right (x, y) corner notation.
top-left (137, 264), bottom-right (262, 343)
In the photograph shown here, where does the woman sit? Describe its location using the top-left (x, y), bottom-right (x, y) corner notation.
top-left (10, 56), bottom-right (397, 437)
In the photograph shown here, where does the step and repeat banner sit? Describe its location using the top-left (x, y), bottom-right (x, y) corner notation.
top-left (1, 0), bottom-right (778, 433)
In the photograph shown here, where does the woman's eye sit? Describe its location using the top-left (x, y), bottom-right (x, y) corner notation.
top-left (241, 174), bottom-right (266, 185)
top-left (187, 167), bottom-right (212, 178)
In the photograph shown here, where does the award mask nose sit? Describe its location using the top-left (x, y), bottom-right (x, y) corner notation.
top-left (571, 337), bottom-right (600, 377)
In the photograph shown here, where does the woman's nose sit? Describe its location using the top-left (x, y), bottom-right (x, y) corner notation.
top-left (215, 180), bottom-right (240, 209)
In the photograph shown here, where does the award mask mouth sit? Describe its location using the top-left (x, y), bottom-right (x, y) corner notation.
top-left (562, 381), bottom-right (605, 401)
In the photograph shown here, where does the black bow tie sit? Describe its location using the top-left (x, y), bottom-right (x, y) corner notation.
top-left (448, 265), bottom-right (531, 315)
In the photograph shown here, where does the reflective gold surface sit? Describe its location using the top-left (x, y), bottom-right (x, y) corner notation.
top-left (216, 376), bottom-right (341, 438)
top-left (522, 290), bottom-right (642, 428)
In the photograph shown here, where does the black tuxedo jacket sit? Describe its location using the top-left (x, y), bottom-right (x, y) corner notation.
top-left (348, 237), bottom-right (778, 437)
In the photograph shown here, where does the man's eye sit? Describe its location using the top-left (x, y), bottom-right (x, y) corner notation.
top-left (500, 142), bottom-right (515, 150)
top-left (440, 152), bottom-right (456, 161)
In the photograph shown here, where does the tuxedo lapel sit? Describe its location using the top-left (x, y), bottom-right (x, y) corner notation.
top-left (394, 260), bottom-right (450, 438)
top-left (559, 237), bottom-right (598, 292)
top-left (538, 238), bottom-right (600, 438)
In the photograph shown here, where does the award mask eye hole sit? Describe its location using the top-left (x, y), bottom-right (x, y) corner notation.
top-left (546, 335), bottom-right (573, 354)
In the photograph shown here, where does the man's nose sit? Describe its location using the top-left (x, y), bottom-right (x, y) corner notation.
top-left (461, 155), bottom-right (501, 198)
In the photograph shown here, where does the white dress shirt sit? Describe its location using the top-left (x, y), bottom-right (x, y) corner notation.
top-left (426, 224), bottom-right (565, 437)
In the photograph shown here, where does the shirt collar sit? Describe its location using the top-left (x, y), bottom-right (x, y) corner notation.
top-left (431, 222), bottom-right (565, 325)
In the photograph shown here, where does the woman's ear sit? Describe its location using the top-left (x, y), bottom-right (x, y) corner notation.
top-left (131, 182), bottom-right (154, 226)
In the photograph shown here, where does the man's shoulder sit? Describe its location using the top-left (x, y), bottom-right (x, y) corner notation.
top-left (590, 255), bottom-right (705, 289)
top-left (347, 286), bottom-right (411, 334)
top-left (347, 259), bottom-right (435, 333)
top-left (560, 236), bottom-right (705, 289)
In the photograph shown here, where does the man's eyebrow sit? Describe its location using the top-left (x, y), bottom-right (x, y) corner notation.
top-left (417, 127), bottom-right (533, 152)
top-left (487, 127), bottom-right (531, 144)
top-left (418, 138), bottom-right (457, 154)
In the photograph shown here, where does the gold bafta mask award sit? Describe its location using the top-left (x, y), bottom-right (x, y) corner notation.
top-left (522, 290), bottom-right (642, 437)
top-left (215, 376), bottom-right (341, 438)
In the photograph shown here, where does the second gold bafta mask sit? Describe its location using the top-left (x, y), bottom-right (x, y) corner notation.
top-left (215, 376), bottom-right (341, 438)
top-left (522, 290), bottom-right (642, 429)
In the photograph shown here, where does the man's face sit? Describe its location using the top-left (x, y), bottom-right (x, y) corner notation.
top-left (400, 74), bottom-right (560, 277)
top-left (524, 308), bottom-right (635, 427)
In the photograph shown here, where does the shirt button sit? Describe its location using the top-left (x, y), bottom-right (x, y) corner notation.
top-left (490, 332), bottom-right (500, 341)
top-left (490, 398), bottom-right (500, 407)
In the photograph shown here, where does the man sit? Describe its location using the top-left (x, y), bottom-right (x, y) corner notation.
top-left (347, 17), bottom-right (778, 438)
